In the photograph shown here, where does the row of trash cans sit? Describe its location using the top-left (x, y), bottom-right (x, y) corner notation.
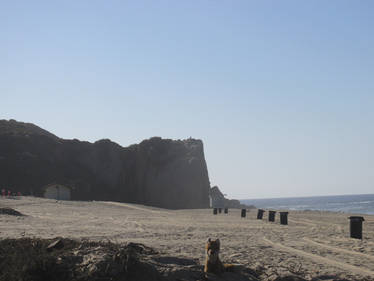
top-left (256, 210), bottom-right (365, 239)
top-left (238, 208), bottom-right (288, 224)
top-left (255, 209), bottom-right (289, 225)
top-left (214, 208), bottom-right (366, 240)
top-left (213, 208), bottom-right (228, 215)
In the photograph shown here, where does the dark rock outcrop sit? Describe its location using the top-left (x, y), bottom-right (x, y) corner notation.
top-left (0, 207), bottom-right (24, 216)
top-left (224, 198), bottom-right (255, 209)
top-left (210, 186), bottom-right (255, 209)
top-left (0, 119), bottom-right (210, 209)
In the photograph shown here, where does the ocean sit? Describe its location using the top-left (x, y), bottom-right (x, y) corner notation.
top-left (241, 194), bottom-right (374, 215)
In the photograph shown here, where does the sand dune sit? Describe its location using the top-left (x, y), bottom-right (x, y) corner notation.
top-left (1, 197), bottom-right (374, 280)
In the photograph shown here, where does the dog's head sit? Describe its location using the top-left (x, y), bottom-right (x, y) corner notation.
top-left (205, 238), bottom-right (220, 262)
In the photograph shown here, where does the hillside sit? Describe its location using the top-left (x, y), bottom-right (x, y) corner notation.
top-left (0, 119), bottom-right (210, 209)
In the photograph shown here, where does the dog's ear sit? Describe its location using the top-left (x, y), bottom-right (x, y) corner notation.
top-left (206, 238), bottom-right (211, 250)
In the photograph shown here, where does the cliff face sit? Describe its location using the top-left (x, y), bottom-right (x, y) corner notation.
top-left (0, 120), bottom-right (210, 209)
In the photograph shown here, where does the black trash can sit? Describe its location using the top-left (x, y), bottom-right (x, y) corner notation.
top-left (213, 208), bottom-right (217, 215)
top-left (218, 208), bottom-right (222, 214)
top-left (280, 212), bottom-right (288, 225)
top-left (268, 210), bottom-right (276, 222)
top-left (257, 209), bottom-right (265, 219)
top-left (241, 209), bottom-right (246, 218)
top-left (224, 208), bottom-right (228, 214)
top-left (349, 216), bottom-right (365, 239)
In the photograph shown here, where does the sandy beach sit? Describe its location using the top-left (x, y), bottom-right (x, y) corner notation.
top-left (1, 197), bottom-right (374, 280)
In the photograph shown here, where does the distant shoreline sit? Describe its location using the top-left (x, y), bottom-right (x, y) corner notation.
top-left (241, 193), bottom-right (374, 201)
top-left (241, 193), bottom-right (374, 215)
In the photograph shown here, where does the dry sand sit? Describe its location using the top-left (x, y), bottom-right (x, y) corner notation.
top-left (1, 196), bottom-right (374, 280)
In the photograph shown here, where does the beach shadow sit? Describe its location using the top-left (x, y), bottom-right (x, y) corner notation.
top-left (153, 256), bottom-right (198, 266)
top-left (311, 275), bottom-right (350, 281)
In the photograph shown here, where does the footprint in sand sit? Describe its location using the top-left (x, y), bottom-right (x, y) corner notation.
top-left (263, 237), bottom-right (374, 277)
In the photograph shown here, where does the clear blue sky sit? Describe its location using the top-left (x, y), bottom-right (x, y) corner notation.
top-left (1, 1), bottom-right (373, 199)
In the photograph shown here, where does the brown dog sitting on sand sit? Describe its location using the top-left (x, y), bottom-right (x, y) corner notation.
top-left (204, 238), bottom-right (234, 275)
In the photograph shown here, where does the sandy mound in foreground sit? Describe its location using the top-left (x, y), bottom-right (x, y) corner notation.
top-left (0, 238), bottom-right (260, 281)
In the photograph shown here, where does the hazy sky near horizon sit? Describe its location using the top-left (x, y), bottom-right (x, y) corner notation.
top-left (1, 1), bottom-right (373, 199)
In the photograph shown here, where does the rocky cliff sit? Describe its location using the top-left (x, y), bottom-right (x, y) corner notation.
top-left (0, 119), bottom-right (210, 209)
